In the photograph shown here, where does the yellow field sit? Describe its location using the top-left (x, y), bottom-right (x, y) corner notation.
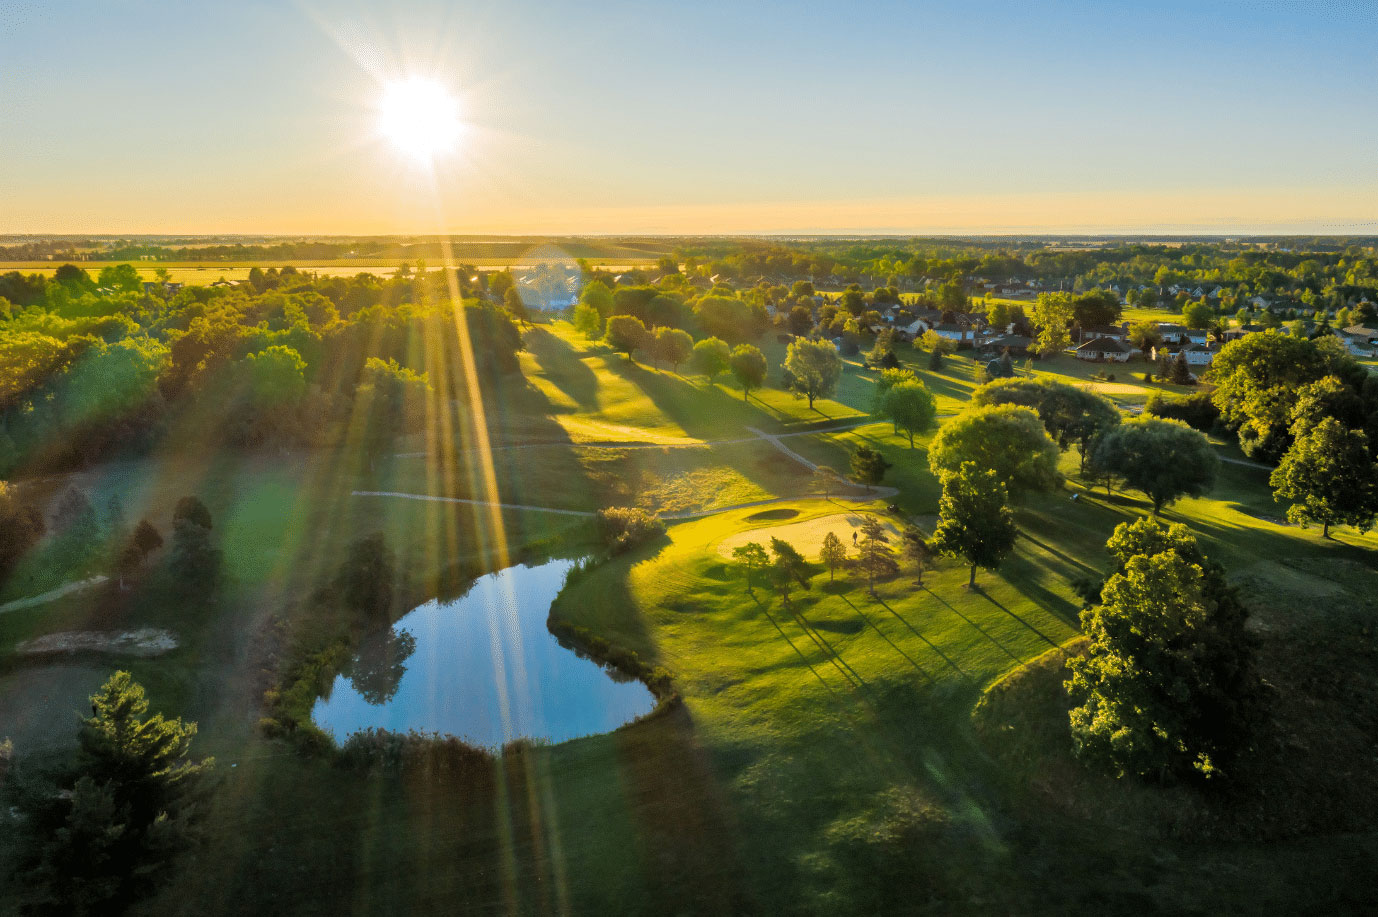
top-left (0, 258), bottom-right (659, 282)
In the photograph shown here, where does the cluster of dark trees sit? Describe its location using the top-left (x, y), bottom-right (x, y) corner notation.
top-left (4, 671), bottom-right (213, 914)
top-left (1204, 333), bottom-right (1378, 535)
top-left (0, 481), bottom-right (216, 597)
top-left (0, 265), bottom-right (523, 475)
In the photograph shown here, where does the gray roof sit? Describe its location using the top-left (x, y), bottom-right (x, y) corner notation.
top-left (1076, 337), bottom-right (1129, 353)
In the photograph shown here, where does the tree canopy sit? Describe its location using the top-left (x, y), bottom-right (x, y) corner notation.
top-left (783, 338), bottom-right (842, 409)
top-left (1067, 518), bottom-right (1257, 782)
top-left (931, 462), bottom-right (1018, 587)
top-left (729, 344), bottom-right (767, 401)
top-left (1269, 417), bottom-right (1378, 537)
top-left (927, 404), bottom-right (1062, 496)
top-left (881, 379), bottom-right (937, 448)
top-left (1089, 417), bottom-right (1217, 512)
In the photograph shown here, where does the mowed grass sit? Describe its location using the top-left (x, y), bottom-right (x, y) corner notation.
top-left (5, 311), bottom-right (1378, 913)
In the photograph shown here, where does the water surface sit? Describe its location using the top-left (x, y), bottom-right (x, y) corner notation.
top-left (312, 559), bottom-right (655, 747)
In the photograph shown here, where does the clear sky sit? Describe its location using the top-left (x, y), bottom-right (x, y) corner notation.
top-left (2, 0), bottom-right (1376, 235)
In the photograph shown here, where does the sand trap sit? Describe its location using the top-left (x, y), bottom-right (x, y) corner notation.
top-left (15, 627), bottom-right (179, 658)
top-left (1082, 382), bottom-right (1145, 395)
top-left (717, 512), bottom-right (902, 560)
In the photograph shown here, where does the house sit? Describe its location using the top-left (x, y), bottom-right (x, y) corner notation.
top-left (929, 323), bottom-right (972, 344)
top-left (1077, 324), bottom-right (1127, 344)
top-left (979, 334), bottom-right (1032, 357)
top-left (1340, 325), bottom-right (1378, 356)
top-left (1182, 343), bottom-right (1219, 366)
top-left (1076, 337), bottom-right (1131, 362)
top-left (1152, 343), bottom-right (1219, 367)
top-left (1153, 322), bottom-right (1207, 346)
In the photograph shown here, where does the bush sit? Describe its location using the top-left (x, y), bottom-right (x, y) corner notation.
top-left (338, 728), bottom-right (493, 777)
top-left (1144, 390), bottom-right (1221, 433)
top-left (594, 506), bottom-right (665, 554)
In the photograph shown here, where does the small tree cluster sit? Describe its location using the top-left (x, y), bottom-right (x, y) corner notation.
top-left (595, 506), bottom-right (665, 554)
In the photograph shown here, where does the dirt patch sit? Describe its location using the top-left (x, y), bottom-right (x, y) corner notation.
top-left (717, 512), bottom-right (901, 560)
top-left (15, 627), bottom-right (179, 658)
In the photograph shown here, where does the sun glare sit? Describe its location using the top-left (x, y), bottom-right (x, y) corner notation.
top-left (377, 76), bottom-right (463, 163)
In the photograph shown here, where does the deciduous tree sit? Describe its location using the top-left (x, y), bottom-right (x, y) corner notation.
top-left (732, 541), bottom-right (768, 592)
top-left (881, 379), bottom-right (937, 447)
top-left (690, 336), bottom-right (730, 382)
top-left (850, 444), bottom-right (891, 492)
top-left (784, 338), bottom-right (842, 409)
top-left (927, 404), bottom-right (1062, 496)
top-left (729, 344), bottom-right (767, 401)
top-left (819, 531), bottom-right (847, 582)
top-left (1067, 519), bottom-right (1257, 782)
top-left (605, 315), bottom-right (650, 362)
top-left (1089, 418), bottom-right (1217, 513)
top-left (1269, 417), bottom-right (1378, 537)
top-left (931, 463), bottom-right (1017, 588)
top-left (1031, 292), bottom-right (1074, 357)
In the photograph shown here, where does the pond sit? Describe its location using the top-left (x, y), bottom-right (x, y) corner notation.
top-left (311, 559), bottom-right (656, 748)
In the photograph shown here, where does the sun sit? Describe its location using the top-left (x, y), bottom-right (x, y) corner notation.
top-left (377, 76), bottom-right (463, 163)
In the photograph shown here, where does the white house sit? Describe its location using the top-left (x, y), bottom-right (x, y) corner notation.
top-left (1153, 343), bottom-right (1218, 367)
top-left (1076, 337), bottom-right (1131, 362)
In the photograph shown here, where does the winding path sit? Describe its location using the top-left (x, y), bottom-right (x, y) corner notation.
top-left (0, 576), bottom-right (109, 616)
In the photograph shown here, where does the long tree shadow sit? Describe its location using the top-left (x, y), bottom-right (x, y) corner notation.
top-left (524, 327), bottom-right (601, 411)
top-left (872, 596), bottom-right (973, 683)
top-left (599, 355), bottom-right (788, 437)
top-left (752, 592), bottom-right (844, 699)
top-left (918, 586), bottom-right (1024, 665)
top-left (787, 600), bottom-right (877, 702)
top-left (1017, 531), bottom-right (1101, 579)
top-left (968, 585), bottom-right (1062, 648)
top-left (836, 593), bottom-right (934, 683)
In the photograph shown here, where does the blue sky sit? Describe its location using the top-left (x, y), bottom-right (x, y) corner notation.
top-left (2, 0), bottom-right (1375, 233)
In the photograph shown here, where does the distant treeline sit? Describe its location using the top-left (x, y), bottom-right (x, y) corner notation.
top-left (0, 265), bottom-right (523, 475)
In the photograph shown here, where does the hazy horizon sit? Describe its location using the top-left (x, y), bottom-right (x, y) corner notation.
top-left (3, 0), bottom-right (1376, 236)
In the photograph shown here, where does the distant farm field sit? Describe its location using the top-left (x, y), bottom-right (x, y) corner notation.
top-left (0, 258), bottom-right (660, 283)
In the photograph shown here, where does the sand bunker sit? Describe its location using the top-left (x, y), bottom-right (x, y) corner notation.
top-left (717, 512), bottom-right (902, 560)
top-left (15, 627), bottom-right (179, 658)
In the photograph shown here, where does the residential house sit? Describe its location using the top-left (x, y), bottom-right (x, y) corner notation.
top-left (979, 334), bottom-right (1032, 357)
top-left (1076, 337), bottom-right (1131, 363)
top-left (1340, 325), bottom-right (1378, 357)
top-left (1152, 342), bottom-right (1219, 367)
top-left (1076, 324), bottom-right (1127, 344)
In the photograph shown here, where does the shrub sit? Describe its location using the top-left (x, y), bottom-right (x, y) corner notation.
top-left (1144, 390), bottom-right (1221, 433)
top-left (338, 728), bottom-right (493, 777)
top-left (594, 506), bottom-right (665, 554)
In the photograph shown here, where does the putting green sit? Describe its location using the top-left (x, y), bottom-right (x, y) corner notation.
top-left (715, 511), bottom-right (901, 560)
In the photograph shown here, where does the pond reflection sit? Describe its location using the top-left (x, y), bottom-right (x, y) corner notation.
top-left (312, 559), bottom-right (656, 748)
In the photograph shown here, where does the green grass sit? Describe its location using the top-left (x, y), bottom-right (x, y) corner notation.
top-left (4, 314), bottom-right (1378, 914)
